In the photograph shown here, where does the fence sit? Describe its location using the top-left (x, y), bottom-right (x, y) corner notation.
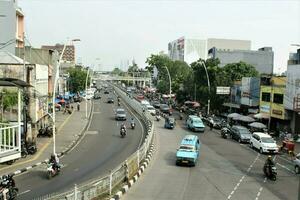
top-left (38, 84), bottom-right (154, 200)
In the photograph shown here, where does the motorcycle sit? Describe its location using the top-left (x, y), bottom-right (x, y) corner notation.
top-left (0, 176), bottom-right (18, 200)
top-left (263, 164), bottom-right (277, 181)
top-left (156, 115), bottom-right (161, 121)
top-left (131, 122), bottom-right (135, 129)
top-left (120, 128), bottom-right (126, 138)
top-left (179, 113), bottom-right (183, 120)
top-left (21, 141), bottom-right (28, 158)
top-left (221, 125), bottom-right (231, 139)
top-left (47, 163), bottom-right (59, 179)
top-left (118, 102), bottom-right (121, 106)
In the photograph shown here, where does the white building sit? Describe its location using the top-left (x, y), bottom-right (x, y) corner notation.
top-left (284, 64), bottom-right (300, 134)
top-left (168, 37), bottom-right (251, 64)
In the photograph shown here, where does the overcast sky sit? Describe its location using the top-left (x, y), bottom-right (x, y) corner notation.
top-left (19, 0), bottom-right (300, 73)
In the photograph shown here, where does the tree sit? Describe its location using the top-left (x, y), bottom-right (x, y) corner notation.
top-left (223, 61), bottom-right (259, 84)
top-left (68, 68), bottom-right (90, 93)
top-left (111, 67), bottom-right (124, 76)
top-left (146, 54), bottom-right (192, 95)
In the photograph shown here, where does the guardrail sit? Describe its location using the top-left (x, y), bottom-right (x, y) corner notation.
top-left (39, 85), bottom-right (154, 200)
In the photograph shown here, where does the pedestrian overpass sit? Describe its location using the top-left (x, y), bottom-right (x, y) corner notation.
top-left (93, 74), bottom-right (151, 88)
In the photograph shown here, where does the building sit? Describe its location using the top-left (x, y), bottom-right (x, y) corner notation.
top-left (0, 0), bottom-right (24, 54)
top-left (168, 37), bottom-right (251, 64)
top-left (0, 51), bottom-right (49, 140)
top-left (260, 76), bottom-right (290, 131)
top-left (288, 48), bottom-right (300, 65)
top-left (209, 47), bottom-right (274, 74)
top-left (284, 60), bottom-right (300, 134)
top-left (42, 44), bottom-right (75, 63)
top-left (223, 77), bottom-right (260, 114)
top-left (16, 46), bottom-right (59, 96)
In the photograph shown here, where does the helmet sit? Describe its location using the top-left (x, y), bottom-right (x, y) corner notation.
top-left (267, 155), bottom-right (272, 160)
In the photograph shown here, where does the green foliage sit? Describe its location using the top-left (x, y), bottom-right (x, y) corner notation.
top-left (68, 68), bottom-right (90, 93)
top-left (146, 54), bottom-right (192, 95)
top-left (223, 61), bottom-right (259, 84)
top-left (111, 67), bottom-right (124, 76)
top-left (0, 89), bottom-right (18, 110)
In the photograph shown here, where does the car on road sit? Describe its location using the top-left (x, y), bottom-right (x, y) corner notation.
top-left (230, 125), bottom-right (251, 143)
top-left (186, 115), bottom-right (205, 132)
top-left (145, 105), bottom-right (156, 115)
top-left (137, 94), bottom-right (144, 100)
top-left (115, 108), bottom-right (127, 120)
top-left (152, 101), bottom-right (160, 109)
top-left (140, 100), bottom-right (150, 107)
top-left (250, 132), bottom-right (279, 154)
top-left (294, 153), bottom-right (300, 174)
top-left (160, 104), bottom-right (172, 114)
top-left (107, 96), bottom-right (114, 103)
top-left (164, 117), bottom-right (176, 129)
top-left (176, 135), bottom-right (200, 166)
top-left (93, 92), bottom-right (101, 99)
top-left (104, 90), bottom-right (109, 94)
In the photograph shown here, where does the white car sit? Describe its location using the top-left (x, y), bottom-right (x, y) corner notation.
top-left (250, 132), bottom-right (278, 154)
top-left (140, 100), bottom-right (150, 107)
top-left (145, 105), bottom-right (156, 115)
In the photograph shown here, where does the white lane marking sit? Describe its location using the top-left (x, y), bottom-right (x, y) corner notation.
top-left (227, 153), bottom-right (260, 199)
top-left (18, 189), bottom-right (31, 196)
top-left (276, 162), bottom-right (294, 173)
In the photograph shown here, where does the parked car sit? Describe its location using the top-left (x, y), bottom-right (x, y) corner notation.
top-left (115, 108), bottom-right (127, 120)
top-left (107, 96), bottom-right (114, 103)
top-left (250, 132), bottom-right (279, 154)
top-left (176, 135), bottom-right (200, 166)
top-left (294, 153), bottom-right (300, 174)
top-left (94, 92), bottom-right (101, 99)
top-left (164, 117), bottom-right (176, 129)
top-left (160, 104), bottom-right (172, 114)
top-left (186, 115), bottom-right (205, 132)
top-left (145, 105), bottom-right (156, 115)
top-left (152, 101), bottom-right (160, 109)
top-left (230, 125), bottom-right (251, 143)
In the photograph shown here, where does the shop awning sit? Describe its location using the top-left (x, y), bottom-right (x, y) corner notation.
top-left (223, 102), bottom-right (241, 109)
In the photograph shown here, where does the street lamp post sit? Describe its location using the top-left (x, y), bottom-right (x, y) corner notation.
top-left (85, 68), bottom-right (90, 119)
top-left (52, 38), bottom-right (80, 154)
top-left (198, 61), bottom-right (211, 115)
top-left (163, 66), bottom-right (172, 104)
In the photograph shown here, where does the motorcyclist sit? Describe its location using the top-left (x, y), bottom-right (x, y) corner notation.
top-left (130, 118), bottom-right (135, 126)
top-left (120, 123), bottom-right (127, 134)
top-left (264, 155), bottom-right (275, 176)
top-left (49, 153), bottom-right (60, 172)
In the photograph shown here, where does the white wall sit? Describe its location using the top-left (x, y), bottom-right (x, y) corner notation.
top-left (284, 64), bottom-right (300, 110)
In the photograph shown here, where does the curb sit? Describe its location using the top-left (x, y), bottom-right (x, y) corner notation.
top-left (7, 101), bottom-right (94, 177)
top-left (110, 144), bottom-right (155, 200)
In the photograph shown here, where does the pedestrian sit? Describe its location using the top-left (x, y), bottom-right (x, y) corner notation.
top-left (209, 118), bottom-right (214, 131)
top-left (77, 102), bottom-right (80, 111)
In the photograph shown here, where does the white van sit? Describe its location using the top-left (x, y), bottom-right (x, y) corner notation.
top-left (250, 132), bottom-right (278, 154)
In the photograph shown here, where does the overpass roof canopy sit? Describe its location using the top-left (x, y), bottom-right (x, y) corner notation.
top-left (0, 78), bottom-right (32, 88)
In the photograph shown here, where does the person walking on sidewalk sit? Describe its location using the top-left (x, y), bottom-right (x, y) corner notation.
top-left (77, 102), bottom-right (80, 111)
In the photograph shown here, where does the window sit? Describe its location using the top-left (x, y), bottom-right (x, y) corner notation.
top-left (261, 92), bottom-right (270, 102)
top-left (273, 93), bottom-right (284, 104)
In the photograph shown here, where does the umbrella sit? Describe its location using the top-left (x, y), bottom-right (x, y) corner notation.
top-left (249, 122), bottom-right (267, 129)
top-left (253, 113), bottom-right (269, 119)
top-left (192, 102), bottom-right (200, 108)
top-left (238, 116), bottom-right (255, 123)
top-left (227, 113), bottom-right (242, 119)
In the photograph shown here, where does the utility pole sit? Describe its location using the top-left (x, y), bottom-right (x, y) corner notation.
top-left (268, 78), bottom-right (273, 132)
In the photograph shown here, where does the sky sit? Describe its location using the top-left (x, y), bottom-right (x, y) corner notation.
top-left (19, 0), bottom-right (300, 73)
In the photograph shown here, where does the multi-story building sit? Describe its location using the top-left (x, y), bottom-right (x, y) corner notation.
top-left (16, 46), bottom-right (59, 96)
top-left (288, 48), bottom-right (300, 65)
top-left (260, 76), bottom-right (290, 130)
top-left (168, 37), bottom-right (251, 64)
top-left (0, 0), bottom-right (24, 54)
top-left (284, 51), bottom-right (300, 134)
top-left (209, 47), bottom-right (274, 74)
top-left (41, 44), bottom-right (75, 63)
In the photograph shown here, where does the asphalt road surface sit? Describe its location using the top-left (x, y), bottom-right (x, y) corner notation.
top-left (123, 113), bottom-right (299, 200)
top-left (16, 90), bottom-right (146, 199)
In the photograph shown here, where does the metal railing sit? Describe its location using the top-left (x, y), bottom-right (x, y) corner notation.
top-left (38, 85), bottom-right (154, 200)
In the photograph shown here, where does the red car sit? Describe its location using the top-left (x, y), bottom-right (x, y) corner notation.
top-left (137, 94), bottom-right (144, 100)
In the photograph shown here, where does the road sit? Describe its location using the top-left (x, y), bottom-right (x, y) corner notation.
top-left (123, 113), bottom-right (299, 200)
top-left (16, 90), bottom-right (146, 199)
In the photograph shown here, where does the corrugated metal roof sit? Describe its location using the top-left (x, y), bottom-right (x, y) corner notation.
top-left (0, 51), bottom-right (29, 64)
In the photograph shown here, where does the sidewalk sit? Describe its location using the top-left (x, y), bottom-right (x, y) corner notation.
top-left (0, 101), bottom-right (92, 176)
